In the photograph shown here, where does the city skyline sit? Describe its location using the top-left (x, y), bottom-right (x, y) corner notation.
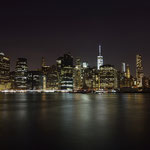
top-left (0, 1), bottom-right (150, 75)
top-left (1, 2), bottom-right (150, 150)
top-left (1, 46), bottom-right (148, 77)
top-left (0, 50), bottom-right (148, 92)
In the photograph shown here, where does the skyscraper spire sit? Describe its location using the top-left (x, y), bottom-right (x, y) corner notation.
top-left (97, 44), bottom-right (103, 70)
top-left (99, 45), bottom-right (101, 56)
top-left (41, 57), bottom-right (46, 68)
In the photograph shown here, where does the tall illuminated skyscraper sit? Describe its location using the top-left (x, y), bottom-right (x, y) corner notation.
top-left (97, 45), bottom-right (103, 70)
top-left (43, 75), bottom-right (46, 90)
top-left (57, 53), bottom-right (73, 91)
top-left (99, 65), bottom-right (118, 89)
top-left (122, 62), bottom-right (126, 75)
top-left (126, 64), bottom-right (130, 79)
top-left (15, 58), bottom-right (28, 89)
top-left (73, 58), bottom-right (82, 90)
top-left (136, 54), bottom-right (144, 88)
top-left (0, 52), bottom-right (10, 90)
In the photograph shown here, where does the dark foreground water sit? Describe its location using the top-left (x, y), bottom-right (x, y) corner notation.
top-left (0, 93), bottom-right (150, 150)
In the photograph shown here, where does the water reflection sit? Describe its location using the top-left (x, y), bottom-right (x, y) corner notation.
top-left (0, 93), bottom-right (150, 150)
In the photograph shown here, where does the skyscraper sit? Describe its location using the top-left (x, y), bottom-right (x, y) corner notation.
top-left (97, 45), bottom-right (103, 70)
top-left (121, 62), bottom-right (126, 75)
top-left (15, 58), bottom-right (28, 89)
top-left (73, 58), bottom-right (82, 90)
top-left (126, 64), bottom-right (130, 79)
top-left (56, 56), bottom-right (64, 89)
top-left (136, 54), bottom-right (144, 88)
top-left (99, 64), bottom-right (118, 89)
top-left (0, 52), bottom-right (11, 90)
top-left (57, 53), bottom-right (73, 91)
top-left (27, 71), bottom-right (43, 90)
top-left (41, 57), bottom-right (50, 75)
top-left (46, 65), bottom-right (58, 90)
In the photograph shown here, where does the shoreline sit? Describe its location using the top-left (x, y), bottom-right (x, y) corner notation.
top-left (0, 90), bottom-right (150, 94)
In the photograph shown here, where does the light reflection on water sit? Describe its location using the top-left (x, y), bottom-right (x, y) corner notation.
top-left (0, 93), bottom-right (150, 150)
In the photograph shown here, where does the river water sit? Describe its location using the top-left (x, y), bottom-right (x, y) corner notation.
top-left (0, 93), bottom-right (150, 150)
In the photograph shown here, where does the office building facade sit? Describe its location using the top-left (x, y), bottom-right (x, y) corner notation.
top-left (136, 54), bottom-right (144, 88)
top-left (97, 45), bottom-right (103, 70)
top-left (15, 58), bottom-right (28, 89)
top-left (0, 52), bottom-right (11, 90)
top-left (99, 65), bottom-right (118, 89)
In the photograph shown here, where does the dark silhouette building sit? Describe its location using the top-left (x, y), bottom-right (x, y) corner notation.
top-left (27, 71), bottom-right (43, 90)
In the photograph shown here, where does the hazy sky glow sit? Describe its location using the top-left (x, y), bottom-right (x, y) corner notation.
top-left (0, 1), bottom-right (150, 75)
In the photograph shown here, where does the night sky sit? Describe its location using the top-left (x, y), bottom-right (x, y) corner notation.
top-left (0, 1), bottom-right (150, 76)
